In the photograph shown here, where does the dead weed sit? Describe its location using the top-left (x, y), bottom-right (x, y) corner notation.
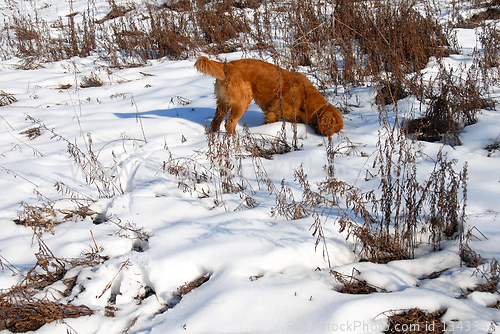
top-left (0, 290), bottom-right (92, 333)
top-left (0, 91), bottom-right (17, 106)
top-left (331, 269), bottom-right (384, 294)
top-left (0, 232), bottom-right (107, 332)
top-left (383, 308), bottom-right (446, 334)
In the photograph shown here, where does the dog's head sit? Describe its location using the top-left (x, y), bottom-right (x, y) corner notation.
top-left (311, 104), bottom-right (343, 136)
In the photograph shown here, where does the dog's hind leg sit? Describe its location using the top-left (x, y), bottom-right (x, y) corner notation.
top-left (224, 81), bottom-right (252, 134)
top-left (225, 98), bottom-right (251, 134)
top-left (210, 80), bottom-right (230, 132)
top-left (211, 98), bottom-right (230, 132)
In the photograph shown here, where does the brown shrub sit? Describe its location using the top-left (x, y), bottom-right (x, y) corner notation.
top-left (407, 66), bottom-right (483, 146)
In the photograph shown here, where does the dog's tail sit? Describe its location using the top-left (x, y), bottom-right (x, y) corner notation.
top-left (194, 56), bottom-right (226, 80)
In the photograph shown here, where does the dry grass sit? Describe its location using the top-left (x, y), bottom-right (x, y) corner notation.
top-left (331, 269), bottom-right (384, 294)
top-left (0, 91), bottom-right (17, 106)
top-left (178, 274), bottom-right (210, 296)
top-left (405, 65), bottom-right (484, 146)
top-left (1, 0), bottom-right (492, 148)
top-left (14, 201), bottom-right (99, 233)
top-left (376, 80), bottom-right (409, 106)
top-left (485, 134), bottom-right (500, 156)
top-left (461, 244), bottom-right (486, 267)
top-left (20, 126), bottom-right (44, 140)
top-left (463, 259), bottom-right (500, 295)
top-left (0, 291), bottom-right (92, 333)
top-left (9, 0), bottom-right (474, 268)
top-left (459, 0), bottom-right (500, 27)
top-left (156, 274), bottom-right (211, 314)
top-left (249, 274), bottom-right (263, 281)
top-left (293, 111), bottom-right (468, 264)
top-left (271, 179), bottom-right (308, 221)
top-left (80, 73), bottom-right (104, 88)
top-left (1, 0), bottom-right (498, 327)
top-left (163, 125), bottom-right (300, 211)
top-left (383, 308), bottom-right (446, 334)
top-left (24, 113), bottom-right (143, 198)
top-left (420, 268), bottom-right (449, 280)
top-left (0, 231), bottom-right (107, 333)
top-left (0, 0), bottom-right (454, 78)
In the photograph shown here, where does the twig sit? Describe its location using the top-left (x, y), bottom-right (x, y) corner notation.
top-left (0, 254), bottom-right (20, 275)
top-left (97, 259), bottom-right (131, 299)
top-left (90, 230), bottom-right (100, 252)
top-left (0, 165), bottom-right (39, 187)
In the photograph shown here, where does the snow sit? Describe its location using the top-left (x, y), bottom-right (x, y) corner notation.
top-left (1, 1), bottom-right (500, 333)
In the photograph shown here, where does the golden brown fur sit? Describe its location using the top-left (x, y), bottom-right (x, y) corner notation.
top-left (194, 56), bottom-right (343, 136)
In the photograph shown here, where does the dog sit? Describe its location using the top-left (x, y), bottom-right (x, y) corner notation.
top-left (194, 56), bottom-right (343, 136)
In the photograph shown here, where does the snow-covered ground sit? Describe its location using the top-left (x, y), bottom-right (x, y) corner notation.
top-left (1, 1), bottom-right (500, 333)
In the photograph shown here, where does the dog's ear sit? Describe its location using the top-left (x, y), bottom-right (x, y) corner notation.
top-left (317, 105), bottom-right (343, 136)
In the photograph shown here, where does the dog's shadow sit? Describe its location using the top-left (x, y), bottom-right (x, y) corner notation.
top-left (114, 106), bottom-right (265, 130)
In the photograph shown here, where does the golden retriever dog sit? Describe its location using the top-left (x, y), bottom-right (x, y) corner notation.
top-left (194, 56), bottom-right (343, 136)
